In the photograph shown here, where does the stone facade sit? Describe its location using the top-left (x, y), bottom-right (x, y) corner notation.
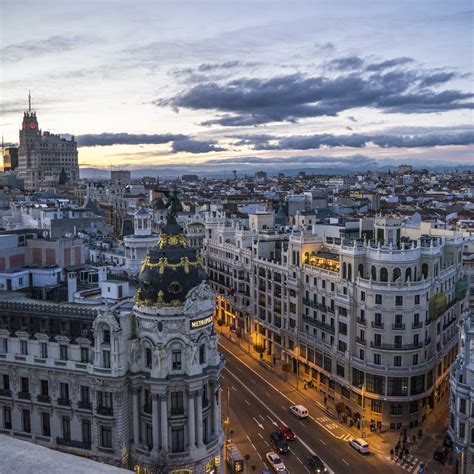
top-left (204, 213), bottom-right (467, 431)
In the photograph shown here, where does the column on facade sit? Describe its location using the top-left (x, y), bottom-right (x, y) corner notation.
top-left (132, 389), bottom-right (140, 445)
top-left (152, 395), bottom-right (159, 451)
top-left (160, 394), bottom-right (168, 451)
top-left (212, 382), bottom-right (220, 437)
top-left (196, 390), bottom-right (203, 447)
top-left (187, 390), bottom-right (196, 449)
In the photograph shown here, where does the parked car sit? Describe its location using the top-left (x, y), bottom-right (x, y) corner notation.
top-left (443, 434), bottom-right (453, 448)
top-left (307, 454), bottom-right (328, 472)
top-left (265, 452), bottom-right (287, 472)
top-left (278, 425), bottom-right (296, 441)
top-left (349, 438), bottom-right (370, 454)
top-left (289, 404), bottom-right (309, 419)
top-left (433, 447), bottom-right (446, 464)
top-left (270, 431), bottom-right (289, 454)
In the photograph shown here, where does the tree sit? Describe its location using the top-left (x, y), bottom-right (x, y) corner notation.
top-left (254, 344), bottom-right (265, 359)
top-left (281, 362), bottom-right (292, 381)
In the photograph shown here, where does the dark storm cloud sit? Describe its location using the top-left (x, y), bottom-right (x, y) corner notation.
top-left (1, 35), bottom-right (89, 62)
top-left (158, 62), bottom-right (472, 126)
top-left (171, 137), bottom-right (226, 154)
top-left (77, 133), bottom-right (186, 147)
top-left (232, 130), bottom-right (474, 150)
top-left (365, 57), bottom-right (414, 71)
top-left (325, 56), bottom-right (365, 70)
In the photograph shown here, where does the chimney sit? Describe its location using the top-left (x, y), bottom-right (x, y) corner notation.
top-left (67, 271), bottom-right (77, 303)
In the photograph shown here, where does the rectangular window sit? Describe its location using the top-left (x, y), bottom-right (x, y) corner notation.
top-left (394, 356), bottom-right (401, 367)
top-left (374, 334), bottom-right (382, 347)
top-left (103, 350), bottom-right (111, 368)
top-left (336, 364), bottom-right (345, 378)
top-left (394, 335), bottom-right (402, 349)
top-left (374, 313), bottom-right (382, 326)
top-left (22, 409), bottom-right (31, 433)
top-left (145, 348), bottom-right (152, 369)
top-left (81, 347), bottom-right (89, 363)
top-left (375, 294), bottom-right (382, 305)
top-left (98, 391), bottom-right (113, 410)
top-left (3, 407), bottom-right (11, 429)
top-left (100, 426), bottom-right (112, 448)
top-left (415, 295), bottom-right (420, 304)
top-left (81, 385), bottom-right (90, 404)
top-left (40, 379), bottom-right (49, 397)
top-left (323, 356), bottom-right (332, 372)
top-left (366, 373), bottom-right (385, 395)
top-left (82, 419), bottom-right (91, 446)
top-left (395, 295), bottom-right (403, 306)
top-left (409, 401), bottom-right (418, 414)
top-left (172, 350), bottom-right (182, 370)
top-left (361, 291), bottom-right (365, 301)
top-left (374, 353), bottom-right (381, 365)
top-left (2, 374), bottom-right (10, 391)
top-left (410, 374), bottom-right (425, 395)
top-left (145, 423), bottom-right (153, 449)
top-left (59, 382), bottom-right (69, 402)
top-left (60, 344), bottom-right (68, 361)
top-left (62, 416), bottom-right (71, 441)
top-left (338, 340), bottom-right (347, 353)
top-left (413, 354), bottom-right (419, 366)
top-left (171, 427), bottom-right (185, 453)
top-left (387, 377), bottom-right (409, 396)
top-left (0, 338), bottom-right (7, 353)
top-left (352, 368), bottom-right (364, 387)
top-left (371, 400), bottom-right (382, 413)
top-left (20, 376), bottom-right (29, 395)
top-left (338, 322), bottom-right (347, 335)
top-left (40, 343), bottom-right (48, 359)
top-left (460, 398), bottom-right (466, 414)
top-left (42, 412), bottom-right (50, 436)
top-left (390, 403), bottom-right (403, 416)
top-left (199, 344), bottom-right (206, 364)
top-left (20, 340), bottom-right (28, 355)
top-left (171, 391), bottom-right (184, 414)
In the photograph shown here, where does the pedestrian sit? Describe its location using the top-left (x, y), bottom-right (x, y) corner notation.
top-left (390, 449), bottom-right (394, 458)
top-left (412, 435), bottom-right (417, 444)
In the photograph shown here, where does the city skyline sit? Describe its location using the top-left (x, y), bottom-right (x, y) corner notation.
top-left (1, 0), bottom-right (473, 173)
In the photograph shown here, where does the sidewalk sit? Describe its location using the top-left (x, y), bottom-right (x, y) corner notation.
top-left (218, 324), bottom-right (453, 473)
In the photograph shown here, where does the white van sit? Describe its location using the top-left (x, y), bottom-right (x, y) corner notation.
top-left (349, 438), bottom-right (370, 454)
top-left (289, 404), bottom-right (309, 419)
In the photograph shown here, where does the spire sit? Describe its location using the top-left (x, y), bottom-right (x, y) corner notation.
top-left (28, 90), bottom-right (31, 113)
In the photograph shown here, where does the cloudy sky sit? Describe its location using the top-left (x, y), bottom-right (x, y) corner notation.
top-left (1, 0), bottom-right (473, 173)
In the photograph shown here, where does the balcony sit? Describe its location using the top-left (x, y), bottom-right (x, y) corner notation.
top-left (97, 406), bottom-right (113, 416)
top-left (424, 337), bottom-right (432, 346)
top-left (370, 341), bottom-right (423, 351)
top-left (143, 403), bottom-right (152, 414)
top-left (18, 391), bottom-right (31, 400)
top-left (0, 389), bottom-right (12, 398)
top-left (78, 400), bottom-right (92, 410)
top-left (37, 395), bottom-right (51, 403)
top-left (443, 319), bottom-right (456, 330)
top-left (412, 321), bottom-right (423, 329)
top-left (56, 437), bottom-right (91, 450)
top-left (302, 315), bottom-right (335, 334)
top-left (392, 323), bottom-right (406, 330)
top-left (356, 318), bottom-right (366, 326)
top-left (170, 408), bottom-right (185, 416)
top-left (371, 322), bottom-right (384, 329)
top-left (356, 337), bottom-right (366, 345)
top-left (57, 398), bottom-right (71, 406)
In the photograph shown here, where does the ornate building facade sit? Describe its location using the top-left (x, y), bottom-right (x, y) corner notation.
top-left (0, 197), bottom-right (224, 473)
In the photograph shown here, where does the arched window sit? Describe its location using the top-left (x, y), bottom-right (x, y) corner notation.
top-left (348, 263), bottom-right (352, 281)
top-left (371, 266), bottom-right (377, 281)
top-left (405, 267), bottom-right (412, 282)
top-left (342, 262), bottom-right (347, 279)
top-left (422, 263), bottom-right (429, 279)
top-left (358, 264), bottom-right (364, 278)
top-left (392, 268), bottom-right (401, 282)
top-left (380, 267), bottom-right (388, 282)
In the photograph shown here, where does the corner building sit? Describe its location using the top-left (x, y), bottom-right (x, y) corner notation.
top-left (0, 201), bottom-right (224, 473)
top-left (204, 214), bottom-right (467, 431)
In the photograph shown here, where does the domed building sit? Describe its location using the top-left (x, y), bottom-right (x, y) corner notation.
top-left (130, 193), bottom-right (224, 473)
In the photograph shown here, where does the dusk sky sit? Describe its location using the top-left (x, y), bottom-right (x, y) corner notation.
top-left (1, 0), bottom-right (473, 174)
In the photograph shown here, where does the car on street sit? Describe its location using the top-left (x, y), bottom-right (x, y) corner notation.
top-left (307, 454), bottom-right (328, 472)
top-left (289, 404), bottom-right (308, 419)
top-left (433, 446), bottom-right (447, 464)
top-left (265, 452), bottom-right (287, 472)
top-left (349, 438), bottom-right (370, 454)
top-left (270, 431), bottom-right (289, 454)
top-left (278, 425), bottom-right (296, 441)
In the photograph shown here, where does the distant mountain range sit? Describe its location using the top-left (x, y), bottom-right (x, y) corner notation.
top-left (79, 163), bottom-right (474, 180)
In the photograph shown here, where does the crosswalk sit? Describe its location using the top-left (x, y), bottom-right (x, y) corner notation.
top-left (316, 416), bottom-right (353, 441)
top-left (388, 454), bottom-right (421, 472)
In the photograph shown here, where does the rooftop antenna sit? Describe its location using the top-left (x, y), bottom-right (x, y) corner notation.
top-left (28, 90), bottom-right (31, 113)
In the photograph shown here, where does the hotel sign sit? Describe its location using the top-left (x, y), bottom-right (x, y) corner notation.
top-left (190, 315), bottom-right (213, 330)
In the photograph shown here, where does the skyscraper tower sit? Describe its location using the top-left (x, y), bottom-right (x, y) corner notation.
top-left (17, 92), bottom-right (79, 190)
